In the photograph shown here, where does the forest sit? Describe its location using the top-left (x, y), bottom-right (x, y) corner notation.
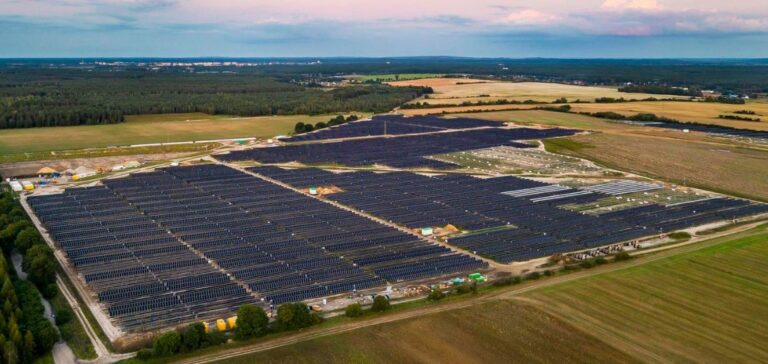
top-left (0, 69), bottom-right (430, 129)
top-left (0, 191), bottom-right (59, 363)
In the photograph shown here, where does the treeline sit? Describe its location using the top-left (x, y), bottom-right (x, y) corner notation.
top-left (400, 99), bottom-right (544, 109)
top-left (0, 70), bottom-right (430, 129)
top-left (619, 84), bottom-right (700, 96)
top-left (294, 114), bottom-right (360, 134)
top-left (139, 302), bottom-right (321, 360)
top-left (719, 115), bottom-right (760, 122)
top-left (0, 192), bottom-right (60, 363)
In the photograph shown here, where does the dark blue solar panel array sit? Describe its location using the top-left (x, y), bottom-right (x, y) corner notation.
top-left (27, 187), bottom-right (254, 331)
top-left (285, 115), bottom-right (503, 142)
top-left (219, 127), bottom-right (576, 169)
top-left (29, 164), bottom-right (486, 331)
top-left (250, 166), bottom-right (768, 263)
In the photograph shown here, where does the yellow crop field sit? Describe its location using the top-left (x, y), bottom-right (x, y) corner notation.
top-left (568, 101), bottom-right (768, 131)
top-left (390, 78), bottom-right (688, 104)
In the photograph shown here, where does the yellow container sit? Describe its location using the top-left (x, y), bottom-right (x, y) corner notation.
top-left (216, 319), bottom-right (227, 332)
top-left (227, 316), bottom-right (237, 330)
top-left (202, 321), bottom-right (209, 333)
top-left (22, 183), bottom-right (34, 191)
top-left (72, 175), bottom-right (81, 181)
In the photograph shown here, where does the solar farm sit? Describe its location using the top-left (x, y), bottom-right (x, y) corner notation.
top-left (250, 167), bottom-right (768, 263)
top-left (27, 164), bottom-right (486, 332)
top-left (20, 114), bottom-right (768, 337)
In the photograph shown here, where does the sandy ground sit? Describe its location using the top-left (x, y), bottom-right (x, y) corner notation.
top-left (0, 152), bottom-right (193, 178)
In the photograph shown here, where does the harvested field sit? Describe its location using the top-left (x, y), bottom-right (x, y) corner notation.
top-left (391, 79), bottom-right (687, 104)
top-left (569, 101), bottom-right (768, 131)
top-left (0, 113), bottom-right (356, 156)
top-left (399, 104), bottom-right (538, 116)
top-left (218, 300), bottom-right (637, 364)
top-left (544, 133), bottom-right (768, 201)
top-left (449, 109), bottom-right (630, 132)
top-left (525, 224), bottom-right (768, 363)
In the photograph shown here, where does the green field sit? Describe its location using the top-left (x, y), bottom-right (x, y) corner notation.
top-left (525, 224), bottom-right (768, 363)
top-left (0, 113), bottom-right (356, 156)
top-left (218, 300), bottom-right (635, 364)
top-left (346, 73), bottom-right (443, 82)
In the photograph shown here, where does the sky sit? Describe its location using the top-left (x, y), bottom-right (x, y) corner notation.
top-left (1, 0), bottom-right (767, 58)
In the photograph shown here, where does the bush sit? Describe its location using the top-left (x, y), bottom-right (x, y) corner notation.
top-left (668, 231), bottom-right (691, 240)
top-left (371, 296), bottom-right (391, 312)
top-left (524, 271), bottom-right (541, 280)
top-left (595, 257), bottom-right (607, 265)
top-left (235, 304), bottom-right (269, 340)
top-left (136, 348), bottom-right (154, 361)
top-left (454, 284), bottom-right (472, 295)
top-left (492, 276), bottom-right (521, 287)
top-left (427, 289), bottom-right (445, 301)
top-left (206, 329), bottom-right (227, 346)
top-left (153, 331), bottom-right (181, 357)
top-left (43, 283), bottom-right (58, 299)
top-left (579, 260), bottom-right (595, 269)
top-left (54, 308), bottom-right (72, 326)
top-left (181, 323), bottom-right (206, 352)
top-left (614, 251), bottom-right (632, 261)
top-left (345, 303), bottom-right (364, 318)
top-left (274, 303), bottom-right (314, 331)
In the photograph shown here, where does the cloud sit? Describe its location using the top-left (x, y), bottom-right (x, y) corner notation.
top-left (601, 0), bottom-right (661, 11)
top-left (504, 9), bottom-right (559, 26)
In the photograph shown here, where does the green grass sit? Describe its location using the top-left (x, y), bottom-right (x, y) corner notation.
top-left (50, 288), bottom-right (98, 360)
top-left (346, 73), bottom-right (442, 82)
top-left (1, 142), bottom-right (221, 164)
top-left (57, 269), bottom-right (117, 353)
top-left (525, 224), bottom-right (768, 363)
top-left (209, 300), bottom-right (635, 364)
top-left (0, 113), bottom-right (360, 156)
top-left (542, 138), bottom-right (594, 154)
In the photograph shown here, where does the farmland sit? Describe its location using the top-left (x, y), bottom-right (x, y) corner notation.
top-left (217, 300), bottom-right (636, 364)
top-left (347, 73), bottom-right (442, 82)
top-left (525, 224), bottom-right (768, 363)
top-left (544, 133), bottom-right (768, 201)
top-left (568, 100), bottom-right (768, 131)
top-left (0, 113), bottom-right (358, 156)
top-left (390, 79), bottom-right (688, 104)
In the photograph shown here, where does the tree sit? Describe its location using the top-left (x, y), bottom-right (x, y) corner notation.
top-left (23, 245), bottom-right (56, 289)
top-left (294, 122), bottom-right (306, 134)
top-left (3, 341), bottom-right (18, 364)
top-left (0, 221), bottom-right (29, 251)
top-left (427, 289), bottom-right (445, 301)
top-left (275, 303), bottom-right (313, 331)
top-left (13, 228), bottom-right (43, 255)
top-left (153, 331), bottom-right (181, 357)
top-left (23, 331), bottom-right (35, 361)
top-left (55, 308), bottom-right (72, 326)
top-left (180, 323), bottom-right (205, 352)
top-left (235, 304), bottom-right (269, 340)
top-left (344, 303), bottom-right (364, 318)
top-left (371, 296), bottom-right (390, 312)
